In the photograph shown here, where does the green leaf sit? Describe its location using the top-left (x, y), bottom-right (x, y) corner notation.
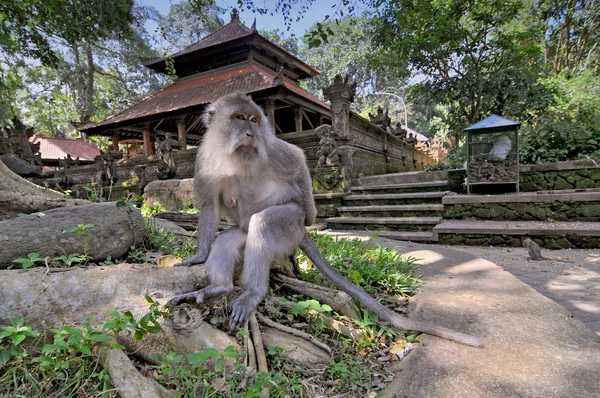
top-left (0, 350), bottom-right (12, 367)
top-left (214, 357), bottom-right (225, 372)
top-left (205, 348), bottom-right (221, 358)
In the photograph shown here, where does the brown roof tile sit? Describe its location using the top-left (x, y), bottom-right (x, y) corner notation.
top-left (31, 136), bottom-right (101, 161)
top-left (173, 21), bottom-right (253, 57)
top-left (81, 63), bottom-right (329, 132)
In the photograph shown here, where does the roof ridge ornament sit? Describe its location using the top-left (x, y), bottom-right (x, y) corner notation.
top-left (251, 18), bottom-right (257, 31)
top-left (231, 8), bottom-right (240, 22)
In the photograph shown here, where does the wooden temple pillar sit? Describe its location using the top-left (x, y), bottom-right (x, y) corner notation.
top-left (112, 130), bottom-right (120, 152)
top-left (143, 124), bottom-right (156, 156)
top-left (177, 116), bottom-right (187, 151)
top-left (293, 106), bottom-right (303, 132)
top-left (265, 99), bottom-right (276, 128)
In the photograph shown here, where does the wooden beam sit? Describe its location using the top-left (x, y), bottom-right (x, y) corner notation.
top-left (177, 116), bottom-right (187, 151)
top-left (293, 106), bottom-right (303, 132)
top-left (301, 109), bottom-right (315, 130)
top-left (112, 130), bottom-right (120, 152)
top-left (265, 98), bottom-right (276, 128)
top-left (143, 125), bottom-right (155, 156)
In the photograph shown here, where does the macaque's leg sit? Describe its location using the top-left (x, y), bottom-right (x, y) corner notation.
top-left (168, 227), bottom-right (246, 306)
top-left (176, 202), bottom-right (220, 267)
top-left (229, 203), bottom-right (305, 332)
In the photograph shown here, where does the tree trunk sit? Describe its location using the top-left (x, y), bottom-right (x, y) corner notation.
top-left (0, 202), bottom-right (145, 267)
top-left (0, 160), bottom-right (88, 220)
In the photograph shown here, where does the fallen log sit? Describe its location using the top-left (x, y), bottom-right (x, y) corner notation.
top-left (0, 160), bottom-right (88, 220)
top-left (0, 202), bottom-right (145, 268)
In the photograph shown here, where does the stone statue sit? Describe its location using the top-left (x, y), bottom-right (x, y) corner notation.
top-left (100, 150), bottom-right (123, 184)
top-left (390, 122), bottom-right (407, 140)
top-left (368, 107), bottom-right (391, 129)
top-left (158, 133), bottom-right (181, 177)
top-left (406, 132), bottom-right (417, 146)
top-left (315, 124), bottom-right (341, 167)
top-left (158, 133), bottom-right (181, 169)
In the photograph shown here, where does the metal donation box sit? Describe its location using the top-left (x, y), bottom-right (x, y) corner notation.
top-left (465, 114), bottom-right (521, 195)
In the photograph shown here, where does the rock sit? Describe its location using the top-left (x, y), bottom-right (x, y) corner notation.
top-left (143, 179), bottom-right (195, 211)
top-left (0, 202), bottom-right (145, 267)
top-left (148, 216), bottom-right (192, 238)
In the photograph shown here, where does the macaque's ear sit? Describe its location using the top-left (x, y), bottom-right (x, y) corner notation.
top-left (202, 103), bottom-right (216, 128)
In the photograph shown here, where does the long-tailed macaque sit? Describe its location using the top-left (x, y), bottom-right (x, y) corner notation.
top-left (168, 92), bottom-right (483, 348)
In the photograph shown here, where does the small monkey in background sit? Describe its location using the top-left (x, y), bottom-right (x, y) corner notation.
top-left (168, 92), bottom-right (482, 348)
top-left (522, 238), bottom-right (571, 262)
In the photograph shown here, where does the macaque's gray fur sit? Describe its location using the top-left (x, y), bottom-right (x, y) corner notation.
top-left (168, 92), bottom-right (483, 348)
top-left (522, 238), bottom-right (570, 263)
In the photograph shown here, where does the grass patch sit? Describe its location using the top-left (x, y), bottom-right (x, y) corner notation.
top-left (297, 232), bottom-right (423, 297)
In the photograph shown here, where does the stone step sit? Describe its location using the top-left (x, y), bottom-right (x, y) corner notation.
top-left (325, 230), bottom-right (437, 242)
top-left (344, 191), bottom-right (448, 206)
top-left (434, 220), bottom-right (600, 248)
top-left (352, 170), bottom-right (449, 187)
top-left (326, 216), bottom-right (443, 232)
top-left (338, 204), bottom-right (444, 217)
top-left (350, 180), bottom-right (449, 194)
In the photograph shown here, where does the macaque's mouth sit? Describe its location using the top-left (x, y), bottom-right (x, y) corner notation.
top-left (235, 145), bottom-right (257, 153)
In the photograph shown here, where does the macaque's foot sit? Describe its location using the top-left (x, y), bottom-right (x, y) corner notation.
top-left (228, 298), bottom-right (257, 334)
top-left (167, 290), bottom-right (205, 307)
top-left (174, 255), bottom-right (208, 267)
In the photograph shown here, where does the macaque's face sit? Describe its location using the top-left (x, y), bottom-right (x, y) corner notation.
top-left (228, 106), bottom-right (263, 156)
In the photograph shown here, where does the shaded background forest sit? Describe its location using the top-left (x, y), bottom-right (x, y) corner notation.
top-left (1, 0), bottom-right (599, 166)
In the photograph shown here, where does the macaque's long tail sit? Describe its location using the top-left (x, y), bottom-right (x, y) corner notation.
top-left (299, 235), bottom-right (484, 348)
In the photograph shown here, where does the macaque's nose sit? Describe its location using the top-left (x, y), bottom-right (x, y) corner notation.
top-left (246, 131), bottom-right (253, 137)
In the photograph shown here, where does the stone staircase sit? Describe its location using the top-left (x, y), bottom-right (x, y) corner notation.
top-left (324, 171), bottom-right (450, 242)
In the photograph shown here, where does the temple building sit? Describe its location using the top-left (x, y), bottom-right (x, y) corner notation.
top-left (76, 10), bottom-right (432, 195)
top-left (80, 10), bottom-right (331, 155)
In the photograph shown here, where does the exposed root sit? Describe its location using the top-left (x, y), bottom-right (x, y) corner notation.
top-left (256, 312), bottom-right (332, 356)
top-left (266, 297), bottom-right (363, 340)
top-left (273, 273), bottom-right (360, 320)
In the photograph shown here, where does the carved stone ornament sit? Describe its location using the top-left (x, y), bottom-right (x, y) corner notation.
top-left (391, 122), bottom-right (407, 139)
top-left (314, 124), bottom-right (341, 167)
top-left (323, 74), bottom-right (357, 103)
top-left (368, 107), bottom-right (391, 129)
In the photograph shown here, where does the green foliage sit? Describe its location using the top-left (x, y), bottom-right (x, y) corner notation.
top-left (520, 72), bottom-right (600, 164)
top-left (0, 318), bottom-right (41, 367)
top-left (290, 299), bottom-right (332, 334)
top-left (11, 253), bottom-right (46, 269)
top-left (141, 202), bottom-right (168, 218)
top-left (424, 162), bottom-right (453, 172)
top-left (327, 355), bottom-right (374, 395)
top-left (63, 223), bottom-right (96, 238)
top-left (151, 344), bottom-right (301, 397)
top-left (52, 254), bottom-right (87, 267)
top-left (297, 233), bottom-right (422, 296)
top-left (0, 301), bottom-right (168, 397)
top-left (158, 1), bottom-right (224, 52)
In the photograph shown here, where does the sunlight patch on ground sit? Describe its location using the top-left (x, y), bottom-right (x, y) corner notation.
top-left (447, 259), bottom-right (495, 273)
top-left (401, 250), bottom-right (444, 265)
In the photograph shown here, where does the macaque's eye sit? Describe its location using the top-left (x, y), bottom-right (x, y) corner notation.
top-left (249, 115), bottom-right (259, 123)
top-left (236, 114), bottom-right (246, 120)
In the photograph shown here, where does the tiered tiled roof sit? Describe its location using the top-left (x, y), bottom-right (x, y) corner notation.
top-left (173, 21), bottom-right (253, 57)
top-left (81, 63), bottom-right (329, 133)
top-left (31, 136), bottom-right (100, 161)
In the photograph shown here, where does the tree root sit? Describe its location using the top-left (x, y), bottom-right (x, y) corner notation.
top-left (266, 297), bottom-right (363, 340)
top-left (273, 273), bottom-right (360, 320)
top-left (256, 313), bottom-right (332, 355)
top-left (102, 347), bottom-right (174, 398)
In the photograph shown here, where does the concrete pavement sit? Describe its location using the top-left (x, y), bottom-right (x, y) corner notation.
top-left (325, 232), bottom-right (600, 397)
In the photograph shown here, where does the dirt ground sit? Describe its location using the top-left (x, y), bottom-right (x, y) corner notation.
top-left (446, 244), bottom-right (600, 334)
